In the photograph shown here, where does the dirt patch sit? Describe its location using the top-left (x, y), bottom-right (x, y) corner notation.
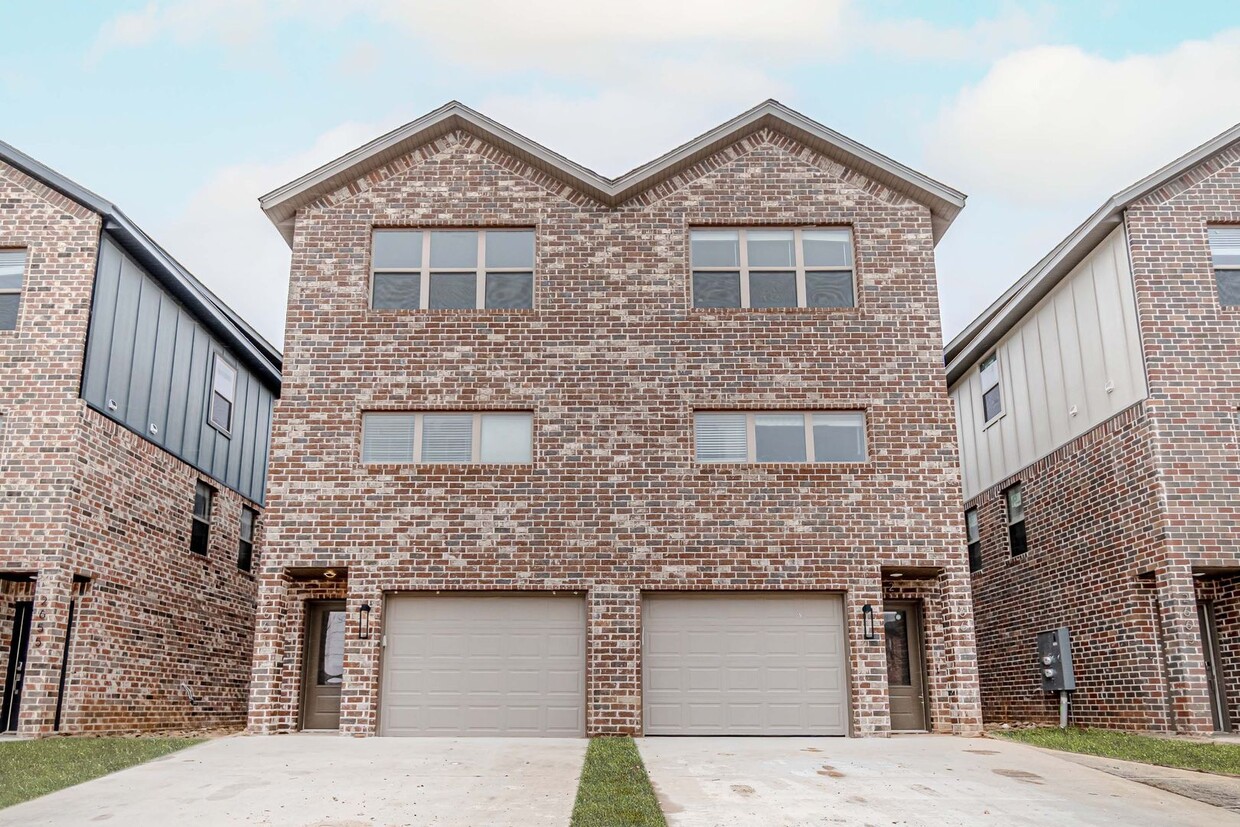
top-left (802, 747), bottom-right (823, 753)
top-left (993, 769), bottom-right (1044, 784)
top-left (817, 764), bottom-right (846, 778)
top-left (965, 749), bottom-right (1000, 755)
top-left (731, 784), bottom-right (756, 797)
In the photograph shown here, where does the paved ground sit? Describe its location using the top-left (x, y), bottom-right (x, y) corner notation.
top-left (1057, 750), bottom-right (1240, 814)
top-left (638, 734), bottom-right (1240, 826)
top-left (0, 734), bottom-right (587, 826)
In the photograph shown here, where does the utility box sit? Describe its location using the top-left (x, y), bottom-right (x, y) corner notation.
top-left (1037, 627), bottom-right (1075, 692)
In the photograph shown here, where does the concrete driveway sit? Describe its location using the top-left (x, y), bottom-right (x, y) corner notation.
top-left (0, 734), bottom-right (587, 826)
top-left (638, 735), bottom-right (1240, 826)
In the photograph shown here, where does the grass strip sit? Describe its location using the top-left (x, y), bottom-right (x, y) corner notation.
top-left (571, 736), bottom-right (668, 827)
top-left (995, 727), bottom-right (1240, 776)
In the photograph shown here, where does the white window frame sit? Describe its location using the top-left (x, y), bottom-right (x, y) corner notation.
top-left (361, 411), bottom-right (534, 464)
top-left (371, 229), bottom-right (535, 311)
top-left (689, 227), bottom-right (856, 309)
top-left (208, 353), bottom-right (238, 436)
top-left (979, 353), bottom-right (1003, 425)
top-left (0, 249), bottom-right (26, 331)
top-left (1209, 227), bottom-right (1240, 307)
top-left (694, 410), bottom-right (867, 463)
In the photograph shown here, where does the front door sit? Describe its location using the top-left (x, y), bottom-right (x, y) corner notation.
top-left (300, 601), bottom-right (346, 730)
top-left (885, 601), bottom-right (928, 731)
top-left (1198, 600), bottom-right (1232, 733)
top-left (2, 601), bottom-right (34, 732)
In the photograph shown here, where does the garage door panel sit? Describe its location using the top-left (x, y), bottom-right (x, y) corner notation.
top-left (380, 594), bottom-right (586, 737)
top-left (643, 594), bottom-right (847, 736)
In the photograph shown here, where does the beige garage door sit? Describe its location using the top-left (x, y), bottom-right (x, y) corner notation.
top-left (643, 593), bottom-right (848, 735)
top-left (380, 593), bottom-right (585, 736)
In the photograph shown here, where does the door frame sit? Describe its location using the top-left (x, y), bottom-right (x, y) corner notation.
top-left (299, 599), bottom-right (346, 731)
top-left (885, 599), bottom-right (930, 732)
top-left (2, 601), bottom-right (34, 732)
top-left (1198, 600), bottom-right (1233, 733)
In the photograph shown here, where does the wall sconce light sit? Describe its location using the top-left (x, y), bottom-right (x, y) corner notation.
top-left (862, 604), bottom-right (875, 640)
top-left (358, 602), bottom-right (372, 640)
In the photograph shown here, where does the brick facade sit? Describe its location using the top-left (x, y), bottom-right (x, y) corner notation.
top-left (0, 156), bottom-right (262, 735)
top-left (250, 119), bottom-right (983, 737)
top-left (966, 142), bottom-right (1240, 733)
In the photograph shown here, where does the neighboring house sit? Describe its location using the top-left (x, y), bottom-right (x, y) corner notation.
top-left (947, 123), bottom-right (1240, 734)
top-left (0, 142), bottom-right (280, 735)
top-left (248, 100), bottom-right (982, 738)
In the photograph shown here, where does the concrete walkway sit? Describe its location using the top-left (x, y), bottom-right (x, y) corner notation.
top-left (0, 734), bottom-right (587, 826)
top-left (637, 734), bottom-right (1240, 826)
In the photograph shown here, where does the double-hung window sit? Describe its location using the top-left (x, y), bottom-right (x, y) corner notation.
top-left (690, 227), bottom-right (855, 309)
top-left (191, 481), bottom-right (214, 555)
top-left (980, 354), bottom-right (1002, 423)
top-left (0, 250), bottom-right (26, 331)
top-left (361, 411), bottom-right (533, 464)
top-left (1209, 227), bottom-right (1240, 307)
top-left (209, 354), bottom-right (237, 434)
top-left (695, 410), bottom-right (867, 463)
top-left (965, 508), bottom-right (982, 572)
top-left (1005, 484), bottom-right (1027, 556)
top-left (238, 506), bottom-right (257, 573)
top-left (371, 229), bottom-right (534, 310)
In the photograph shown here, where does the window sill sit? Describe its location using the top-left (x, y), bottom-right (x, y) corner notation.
top-left (368, 307), bottom-right (537, 315)
top-left (689, 306), bottom-right (859, 315)
top-left (981, 412), bottom-right (1006, 432)
top-left (694, 461), bottom-right (872, 470)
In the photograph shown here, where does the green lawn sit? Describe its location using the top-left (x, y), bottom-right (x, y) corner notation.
top-left (0, 737), bottom-right (203, 809)
top-left (995, 727), bottom-right (1240, 776)
top-left (571, 736), bottom-right (667, 827)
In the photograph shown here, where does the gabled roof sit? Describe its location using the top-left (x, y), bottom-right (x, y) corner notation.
top-left (944, 121), bottom-right (1240, 386)
top-left (260, 100), bottom-right (967, 246)
top-left (0, 139), bottom-right (282, 389)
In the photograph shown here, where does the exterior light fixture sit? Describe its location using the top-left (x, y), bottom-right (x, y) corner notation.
top-left (862, 604), bottom-right (875, 640)
top-left (358, 602), bottom-right (372, 640)
top-left (323, 569), bottom-right (337, 580)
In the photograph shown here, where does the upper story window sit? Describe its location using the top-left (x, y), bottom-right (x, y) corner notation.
top-left (238, 506), bottom-right (257, 573)
top-left (1004, 483), bottom-right (1027, 556)
top-left (361, 411), bottom-right (533, 464)
top-left (0, 250), bottom-right (26, 331)
top-left (1209, 227), bottom-right (1240, 307)
top-left (695, 410), bottom-right (867, 463)
top-left (979, 354), bottom-right (1002, 423)
top-left (371, 229), bottom-right (534, 311)
top-left (690, 228), bottom-right (855, 310)
top-left (209, 354), bottom-right (237, 435)
top-left (191, 480), bottom-right (214, 555)
top-left (965, 508), bottom-right (981, 573)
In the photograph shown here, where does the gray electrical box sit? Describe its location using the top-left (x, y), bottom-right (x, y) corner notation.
top-left (1037, 627), bottom-right (1075, 692)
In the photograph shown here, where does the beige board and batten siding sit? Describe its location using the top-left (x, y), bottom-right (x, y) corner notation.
top-left (952, 224), bottom-right (1145, 505)
top-left (951, 226), bottom-right (1147, 501)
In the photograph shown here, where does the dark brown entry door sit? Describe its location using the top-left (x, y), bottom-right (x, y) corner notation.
top-left (301, 601), bottom-right (346, 730)
top-left (1198, 601), bottom-right (1232, 733)
top-left (885, 601), bottom-right (928, 731)
top-left (2, 601), bottom-right (34, 732)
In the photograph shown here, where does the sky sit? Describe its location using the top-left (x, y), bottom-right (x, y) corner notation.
top-left (3, 1), bottom-right (1239, 350)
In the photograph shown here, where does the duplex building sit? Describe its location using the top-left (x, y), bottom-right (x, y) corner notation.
top-left (948, 123), bottom-right (1240, 733)
top-left (0, 142), bottom-right (279, 734)
top-left (248, 101), bottom-right (982, 738)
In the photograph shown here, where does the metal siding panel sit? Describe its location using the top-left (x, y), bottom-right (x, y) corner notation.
top-left (1020, 320), bottom-right (1053, 461)
top-left (1112, 226), bottom-right (1149, 398)
top-left (163, 307), bottom-right (194, 451)
top-left (102, 257), bottom-right (143, 423)
top-left (143, 289), bottom-right (180, 448)
top-left (1071, 260), bottom-right (1109, 424)
top-left (1090, 235), bottom-right (1136, 415)
top-left (185, 326), bottom-right (210, 466)
top-left (1003, 327), bottom-right (1035, 470)
top-left (253, 389), bottom-right (272, 505)
top-left (125, 273), bottom-right (163, 434)
top-left (82, 239), bottom-right (123, 407)
top-left (225, 370), bottom-right (251, 491)
top-left (1037, 302), bottom-right (1071, 449)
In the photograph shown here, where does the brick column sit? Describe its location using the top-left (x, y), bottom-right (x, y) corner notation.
top-left (341, 572), bottom-right (379, 737)
top-left (246, 568), bottom-right (290, 734)
top-left (19, 566), bottom-right (73, 735)
top-left (938, 566), bottom-right (984, 735)
top-left (1157, 566), bottom-right (1214, 734)
top-left (588, 585), bottom-right (641, 736)
top-left (851, 576), bottom-right (890, 736)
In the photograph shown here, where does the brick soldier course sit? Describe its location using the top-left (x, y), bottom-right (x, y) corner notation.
top-left (248, 101), bottom-right (984, 737)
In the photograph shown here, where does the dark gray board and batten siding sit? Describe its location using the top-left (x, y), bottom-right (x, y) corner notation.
top-left (81, 237), bottom-right (273, 505)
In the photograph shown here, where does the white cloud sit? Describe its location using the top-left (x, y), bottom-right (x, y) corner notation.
top-left (927, 30), bottom-right (1240, 204)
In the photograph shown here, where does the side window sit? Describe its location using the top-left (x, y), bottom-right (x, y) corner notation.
top-left (360, 412), bottom-right (534, 464)
top-left (238, 506), bottom-right (257, 572)
top-left (1209, 227), bottom-right (1240, 306)
top-left (371, 229), bottom-right (534, 310)
top-left (1004, 484), bottom-right (1027, 557)
top-left (208, 354), bottom-right (238, 435)
top-left (0, 250), bottom-right (26, 331)
top-left (191, 480), bottom-right (214, 555)
top-left (965, 508), bottom-right (982, 573)
top-left (690, 228), bottom-right (855, 310)
top-left (694, 411), bottom-right (867, 463)
top-left (980, 354), bottom-right (1002, 423)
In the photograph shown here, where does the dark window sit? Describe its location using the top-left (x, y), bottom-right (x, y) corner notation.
top-left (1005, 484), bottom-right (1027, 556)
top-left (965, 508), bottom-right (982, 572)
top-left (980, 354), bottom-right (1002, 422)
top-left (191, 481), bottom-right (214, 555)
top-left (238, 506), bottom-right (257, 572)
top-left (1209, 228), bottom-right (1240, 307)
top-left (208, 354), bottom-right (237, 434)
top-left (0, 250), bottom-right (26, 331)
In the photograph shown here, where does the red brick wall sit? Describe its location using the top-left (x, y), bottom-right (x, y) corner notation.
top-left (253, 126), bottom-right (982, 736)
top-left (1196, 574), bottom-right (1240, 729)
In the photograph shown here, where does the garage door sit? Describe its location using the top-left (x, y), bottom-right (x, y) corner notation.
top-left (643, 593), bottom-right (847, 735)
top-left (380, 593), bottom-right (585, 736)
